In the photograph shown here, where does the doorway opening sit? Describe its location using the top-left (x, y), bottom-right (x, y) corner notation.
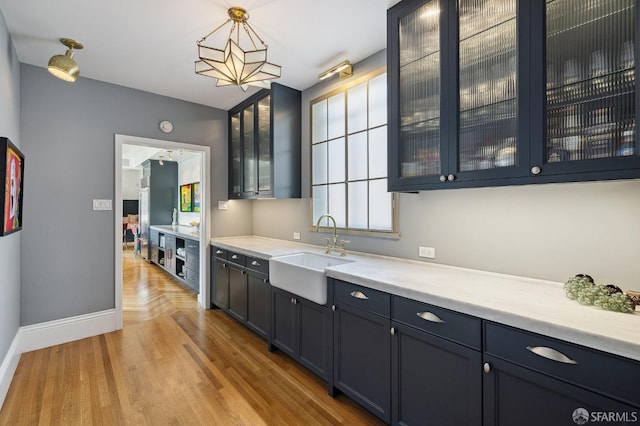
top-left (114, 134), bottom-right (211, 330)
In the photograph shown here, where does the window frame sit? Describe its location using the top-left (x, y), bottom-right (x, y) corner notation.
top-left (308, 69), bottom-right (399, 238)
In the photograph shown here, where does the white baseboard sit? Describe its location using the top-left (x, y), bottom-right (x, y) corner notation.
top-left (0, 309), bottom-right (117, 410)
top-left (0, 329), bottom-right (22, 411)
top-left (20, 309), bottom-right (117, 353)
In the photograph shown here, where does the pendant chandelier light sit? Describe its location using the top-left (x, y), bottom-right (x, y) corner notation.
top-left (195, 6), bottom-right (281, 91)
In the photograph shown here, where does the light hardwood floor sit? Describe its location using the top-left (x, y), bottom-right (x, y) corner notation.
top-left (0, 249), bottom-right (383, 425)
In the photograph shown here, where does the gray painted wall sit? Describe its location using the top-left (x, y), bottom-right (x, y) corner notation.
top-left (19, 64), bottom-right (251, 325)
top-left (0, 11), bottom-right (21, 363)
top-left (252, 49), bottom-right (640, 289)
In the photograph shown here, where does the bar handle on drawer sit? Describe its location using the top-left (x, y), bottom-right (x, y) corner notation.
top-left (417, 311), bottom-right (445, 323)
top-left (251, 260), bottom-right (260, 266)
top-left (231, 254), bottom-right (239, 260)
top-left (526, 346), bottom-right (577, 365)
top-left (350, 291), bottom-right (369, 300)
top-left (216, 250), bottom-right (223, 254)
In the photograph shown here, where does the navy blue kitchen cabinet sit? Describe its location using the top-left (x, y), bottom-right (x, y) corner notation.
top-left (211, 247), bottom-right (229, 310)
top-left (270, 287), bottom-right (332, 382)
top-left (483, 322), bottom-right (640, 425)
top-left (391, 297), bottom-right (482, 426)
top-left (227, 252), bottom-right (247, 322)
top-left (245, 255), bottom-right (270, 339)
top-left (333, 280), bottom-right (392, 423)
top-left (210, 247), bottom-right (271, 340)
top-left (228, 83), bottom-right (301, 200)
top-left (388, 0), bottom-right (639, 192)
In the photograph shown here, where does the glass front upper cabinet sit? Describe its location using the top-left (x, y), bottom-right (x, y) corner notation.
top-left (388, 0), bottom-right (639, 191)
top-left (541, 0), bottom-right (638, 171)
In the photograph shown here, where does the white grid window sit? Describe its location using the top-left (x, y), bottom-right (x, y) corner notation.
top-left (311, 72), bottom-right (394, 233)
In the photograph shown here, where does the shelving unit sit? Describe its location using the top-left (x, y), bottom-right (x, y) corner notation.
top-left (151, 226), bottom-right (199, 293)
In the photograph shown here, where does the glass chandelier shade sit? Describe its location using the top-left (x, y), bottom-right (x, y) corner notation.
top-left (195, 7), bottom-right (281, 91)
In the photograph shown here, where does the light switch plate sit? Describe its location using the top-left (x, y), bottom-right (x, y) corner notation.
top-left (218, 200), bottom-right (229, 210)
top-left (93, 199), bottom-right (112, 211)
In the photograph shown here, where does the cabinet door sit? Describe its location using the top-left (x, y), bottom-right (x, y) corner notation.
top-left (271, 288), bottom-right (296, 357)
top-left (392, 322), bottom-right (481, 426)
top-left (230, 112), bottom-right (242, 197)
top-left (242, 103), bottom-right (256, 196)
top-left (388, 0), bottom-right (448, 189)
top-left (334, 303), bottom-right (391, 423)
top-left (483, 355), bottom-right (638, 426)
top-left (297, 298), bottom-right (331, 380)
top-left (453, 0), bottom-right (530, 182)
top-left (246, 271), bottom-right (269, 339)
top-left (227, 265), bottom-right (246, 321)
top-left (165, 235), bottom-right (176, 273)
top-left (531, 0), bottom-right (640, 178)
top-left (212, 258), bottom-right (229, 309)
top-left (150, 229), bottom-right (159, 264)
top-left (257, 94), bottom-right (272, 194)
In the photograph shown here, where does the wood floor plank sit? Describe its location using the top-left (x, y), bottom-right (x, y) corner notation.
top-left (0, 249), bottom-right (384, 425)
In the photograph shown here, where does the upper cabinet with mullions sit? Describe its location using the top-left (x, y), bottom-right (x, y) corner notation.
top-left (229, 83), bottom-right (302, 199)
top-left (388, 0), bottom-right (639, 192)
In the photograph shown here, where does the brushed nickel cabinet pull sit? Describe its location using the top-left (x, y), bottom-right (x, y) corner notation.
top-left (231, 254), bottom-right (239, 259)
top-left (216, 250), bottom-right (223, 254)
top-left (483, 362), bottom-right (491, 373)
top-left (417, 311), bottom-right (445, 323)
top-left (251, 260), bottom-right (260, 266)
top-left (350, 291), bottom-right (369, 300)
top-left (390, 327), bottom-right (396, 336)
top-left (526, 346), bottom-right (577, 364)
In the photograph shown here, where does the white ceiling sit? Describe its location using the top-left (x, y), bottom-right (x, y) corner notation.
top-left (0, 0), bottom-right (399, 110)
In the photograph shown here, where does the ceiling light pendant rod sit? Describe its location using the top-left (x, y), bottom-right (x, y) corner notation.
top-left (197, 18), bottom-right (233, 44)
top-left (243, 22), bottom-right (266, 49)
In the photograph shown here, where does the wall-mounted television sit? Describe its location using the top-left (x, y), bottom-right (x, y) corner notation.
top-left (1, 137), bottom-right (25, 236)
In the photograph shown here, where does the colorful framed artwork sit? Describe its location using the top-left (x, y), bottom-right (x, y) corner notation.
top-left (180, 183), bottom-right (192, 212)
top-left (1, 137), bottom-right (25, 236)
top-left (192, 182), bottom-right (201, 212)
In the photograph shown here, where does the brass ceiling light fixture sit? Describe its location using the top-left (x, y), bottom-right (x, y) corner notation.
top-left (195, 6), bottom-right (281, 91)
top-left (318, 60), bottom-right (353, 81)
top-left (48, 38), bottom-right (84, 82)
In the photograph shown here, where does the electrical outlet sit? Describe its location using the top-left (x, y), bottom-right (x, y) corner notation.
top-left (419, 246), bottom-right (435, 259)
top-left (293, 232), bottom-right (301, 240)
top-left (218, 200), bottom-right (229, 210)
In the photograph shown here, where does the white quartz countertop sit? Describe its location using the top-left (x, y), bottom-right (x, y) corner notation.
top-left (152, 225), bottom-right (201, 241)
top-left (211, 236), bottom-right (640, 362)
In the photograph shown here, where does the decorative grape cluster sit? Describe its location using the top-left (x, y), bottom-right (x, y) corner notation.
top-left (563, 274), bottom-right (636, 313)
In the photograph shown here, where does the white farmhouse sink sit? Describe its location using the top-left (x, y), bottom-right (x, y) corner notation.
top-left (269, 252), bottom-right (354, 305)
